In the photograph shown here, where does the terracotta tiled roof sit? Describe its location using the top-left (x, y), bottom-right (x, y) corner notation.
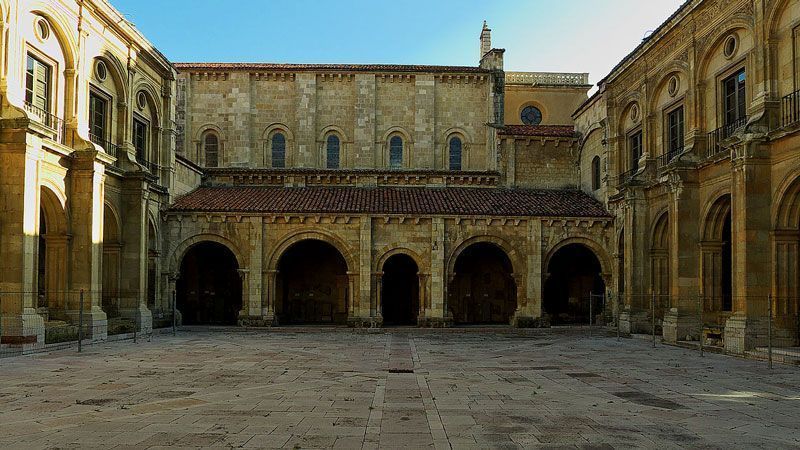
top-left (169, 186), bottom-right (610, 218)
top-left (498, 125), bottom-right (577, 138)
top-left (173, 62), bottom-right (488, 74)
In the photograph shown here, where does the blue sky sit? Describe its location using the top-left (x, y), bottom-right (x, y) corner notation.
top-left (113, 0), bottom-right (685, 85)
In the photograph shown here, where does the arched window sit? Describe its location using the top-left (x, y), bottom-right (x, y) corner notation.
top-left (326, 135), bottom-right (340, 169)
top-left (204, 133), bottom-right (219, 167)
top-left (591, 156), bottom-right (601, 191)
top-left (389, 136), bottom-right (403, 169)
top-left (271, 132), bottom-right (286, 168)
top-left (449, 137), bottom-right (463, 171)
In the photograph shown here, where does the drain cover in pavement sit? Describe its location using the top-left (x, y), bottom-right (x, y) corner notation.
top-left (388, 368), bottom-right (414, 373)
top-left (613, 391), bottom-right (684, 410)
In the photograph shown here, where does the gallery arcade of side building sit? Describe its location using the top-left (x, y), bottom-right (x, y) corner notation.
top-left (0, 0), bottom-right (798, 355)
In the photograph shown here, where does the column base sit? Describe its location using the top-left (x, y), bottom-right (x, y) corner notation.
top-left (418, 316), bottom-right (453, 328)
top-left (0, 308), bottom-right (45, 346)
top-left (619, 308), bottom-right (651, 334)
top-left (662, 308), bottom-right (700, 343)
top-left (348, 316), bottom-right (382, 328)
top-left (118, 304), bottom-right (151, 336)
top-left (65, 306), bottom-right (108, 340)
top-left (511, 314), bottom-right (549, 328)
top-left (239, 311), bottom-right (276, 327)
top-left (724, 313), bottom-right (769, 354)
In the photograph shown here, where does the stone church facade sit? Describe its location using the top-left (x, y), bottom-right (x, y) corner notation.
top-left (0, 0), bottom-right (798, 354)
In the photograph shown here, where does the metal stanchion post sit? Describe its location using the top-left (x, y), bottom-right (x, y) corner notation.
top-left (172, 290), bottom-right (177, 336)
top-left (78, 290), bottom-right (84, 353)
top-left (698, 296), bottom-right (704, 357)
top-left (589, 292), bottom-right (593, 328)
top-left (768, 294), bottom-right (773, 370)
top-left (133, 311), bottom-right (137, 344)
top-left (615, 291), bottom-right (620, 342)
top-left (651, 292), bottom-right (656, 348)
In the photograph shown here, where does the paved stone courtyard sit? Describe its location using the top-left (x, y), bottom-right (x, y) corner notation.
top-left (0, 329), bottom-right (798, 449)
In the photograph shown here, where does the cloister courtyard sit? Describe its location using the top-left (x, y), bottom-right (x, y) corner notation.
top-left (0, 328), bottom-right (798, 449)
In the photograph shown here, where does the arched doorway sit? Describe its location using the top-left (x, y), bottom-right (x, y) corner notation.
top-left (774, 175), bottom-right (800, 346)
top-left (276, 240), bottom-right (349, 325)
top-left (449, 242), bottom-right (516, 325)
top-left (176, 241), bottom-right (242, 325)
top-left (38, 186), bottom-right (68, 320)
top-left (381, 254), bottom-right (419, 326)
top-left (102, 204), bottom-right (122, 319)
top-left (544, 243), bottom-right (606, 325)
top-left (701, 195), bottom-right (732, 315)
top-left (147, 220), bottom-right (158, 312)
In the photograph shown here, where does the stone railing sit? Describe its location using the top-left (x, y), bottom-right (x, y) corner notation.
top-left (505, 71), bottom-right (590, 86)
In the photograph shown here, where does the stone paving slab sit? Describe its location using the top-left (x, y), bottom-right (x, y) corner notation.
top-left (0, 329), bottom-right (799, 448)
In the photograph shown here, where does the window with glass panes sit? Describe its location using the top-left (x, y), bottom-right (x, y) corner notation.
top-left (723, 69), bottom-right (746, 128)
top-left (326, 135), bottom-right (340, 169)
top-left (133, 117), bottom-right (148, 163)
top-left (25, 54), bottom-right (51, 112)
top-left (449, 137), bottom-right (462, 171)
top-left (667, 106), bottom-right (684, 156)
top-left (591, 156), bottom-right (601, 190)
top-left (629, 130), bottom-right (642, 171)
top-left (389, 136), bottom-right (403, 169)
top-left (89, 92), bottom-right (108, 141)
top-left (204, 133), bottom-right (219, 167)
top-left (271, 133), bottom-right (286, 168)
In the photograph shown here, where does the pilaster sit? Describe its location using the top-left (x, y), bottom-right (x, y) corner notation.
top-left (725, 139), bottom-right (772, 353)
top-left (295, 73), bottom-right (317, 167)
top-left (354, 74), bottom-right (376, 168)
top-left (118, 173), bottom-right (152, 334)
top-left (414, 75), bottom-right (435, 169)
top-left (67, 151), bottom-right (108, 339)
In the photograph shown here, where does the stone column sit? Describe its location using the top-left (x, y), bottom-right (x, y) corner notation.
top-left (0, 134), bottom-right (45, 345)
top-left (619, 191), bottom-right (650, 333)
top-left (513, 219), bottom-right (542, 327)
top-left (261, 270), bottom-right (278, 326)
top-left (417, 272), bottom-right (430, 323)
top-left (371, 272), bottom-right (384, 326)
top-left (165, 272), bottom-right (180, 325)
top-left (426, 217), bottom-right (452, 327)
top-left (236, 268), bottom-right (250, 325)
top-left (347, 272), bottom-right (358, 322)
top-left (662, 173), bottom-right (701, 343)
top-left (119, 173), bottom-right (153, 333)
top-left (725, 142), bottom-right (772, 354)
top-left (354, 217), bottom-right (373, 326)
top-left (67, 151), bottom-right (108, 339)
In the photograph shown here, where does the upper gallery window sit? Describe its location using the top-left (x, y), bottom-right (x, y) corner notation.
top-left (723, 69), bottom-right (746, 128)
top-left (89, 91), bottom-right (109, 142)
top-left (591, 156), bottom-right (601, 191)
top-left (271, 132), bottom-right (286, 168)
top-left (133, 117), bottom-right (149, 163)
top-left (25, 54), bottom-right (52, 113)
top-left (449, 137), bottom-right (463, 171)
top-left (389, 136), bottom-right (403, 169)
top-left (326, 135), bottom-right (340, 169)
top-left (629, 130), bottom-right (642, 172)
top-left (204, 132), bottom-right (219, 167)
top-left (667, 106), bottom-right (684, 157)
top-left (521, 105), bottom-right (542, 125)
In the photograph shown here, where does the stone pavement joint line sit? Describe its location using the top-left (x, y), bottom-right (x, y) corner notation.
top-left (0, 329), bottom-right (798, 449)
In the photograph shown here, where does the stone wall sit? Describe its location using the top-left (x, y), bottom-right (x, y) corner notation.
top-left (177, 70), bottom-right (495, 172)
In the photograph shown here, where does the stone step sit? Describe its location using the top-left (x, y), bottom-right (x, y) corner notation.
top-left (746, 347), bottom-right (800, 365)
